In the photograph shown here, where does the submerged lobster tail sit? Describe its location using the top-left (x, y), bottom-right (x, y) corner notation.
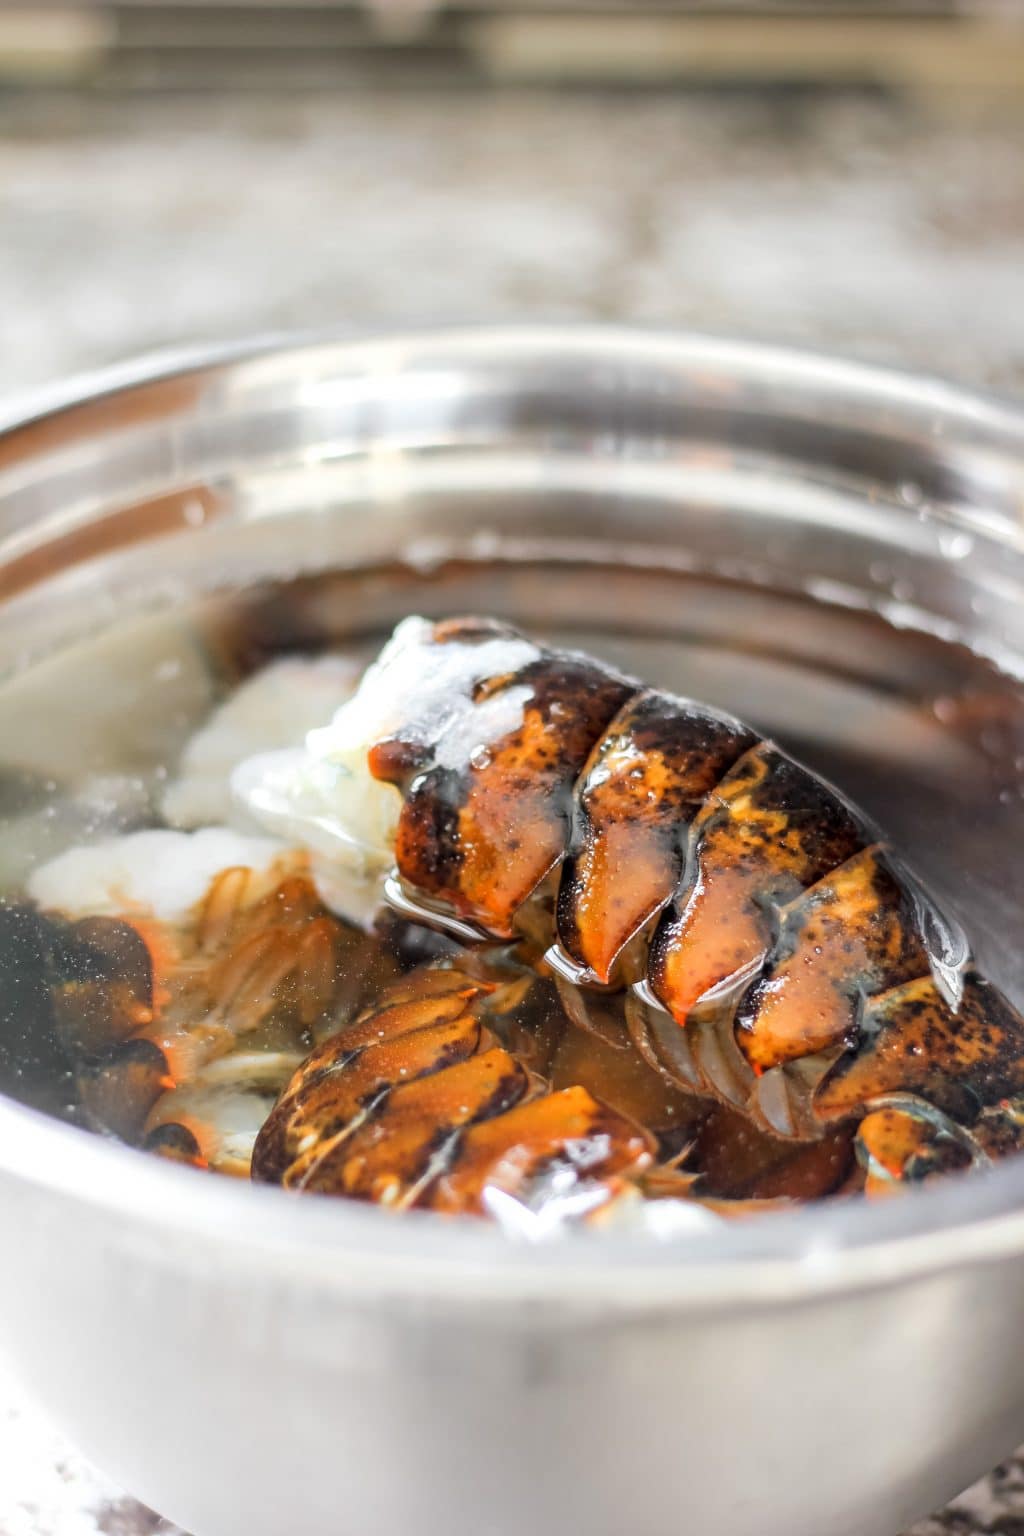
top-left (251, 967), bottom-right (654, 1213)
top-left (367, 618), bottom-right (1024, 1155)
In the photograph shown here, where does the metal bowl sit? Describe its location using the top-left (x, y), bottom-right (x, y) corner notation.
top-left (0, 328), bottom-right (1023, 1536)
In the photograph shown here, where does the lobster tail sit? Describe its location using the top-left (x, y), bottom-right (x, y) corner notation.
top-left (355, 619), bottom-right (1024, 1155)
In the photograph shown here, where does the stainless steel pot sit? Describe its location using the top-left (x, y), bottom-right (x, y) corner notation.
top-left (0, 328), bottom-right (1023, 1536)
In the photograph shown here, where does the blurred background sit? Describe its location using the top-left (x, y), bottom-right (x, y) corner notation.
top-left (0, 1), bottom-right (1022, 401)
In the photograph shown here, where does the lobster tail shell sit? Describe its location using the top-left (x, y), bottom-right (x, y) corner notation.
top-left (252, 968), bottom-right (655, 1212)
top-left (365, 619), bottom-right (1024, 1147)
top-left (557, 691), bottom-right (755, 985)
top-left (371, 619), bottom-right (635, 938)
top-left (649, 744), bottom-right (866, 1028)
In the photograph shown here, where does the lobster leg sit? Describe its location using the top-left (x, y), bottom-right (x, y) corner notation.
top-left (47, 865), bottom-right (384, 1174)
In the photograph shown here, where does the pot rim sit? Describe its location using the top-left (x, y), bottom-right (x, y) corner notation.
top-left (2, 322), bottom-right (1024, 1306)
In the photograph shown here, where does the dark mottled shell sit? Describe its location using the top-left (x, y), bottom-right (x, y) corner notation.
top-left (374, 630), bottom-right (635, 938)
top-left (816, 975), bottom-right (1024, 1122)
top-left (558, 691), bottom-right (756, 984)
top-left (649, 745), bottom-right (867, 1029)
top-left (366, 619), bottom-right (1024, 1149)
top-left (735, 845), bottom-right (928, 1071)
top-left (252, 969), bottom-right (654, 1211)
top-left (78, 1037), bottom-right (168, 1143)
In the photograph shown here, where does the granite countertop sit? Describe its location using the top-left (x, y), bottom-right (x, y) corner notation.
top-left (0, 81), bottom-right (1022, 1535)
top-left (1, 87), bottom-right (1023, 399)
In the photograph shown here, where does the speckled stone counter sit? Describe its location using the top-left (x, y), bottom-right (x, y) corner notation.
top-left (1, 87), bottom-right (1023, 399)
top-left (0, 82), bottom-right (1022, 1535)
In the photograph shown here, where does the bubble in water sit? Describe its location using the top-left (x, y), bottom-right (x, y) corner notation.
top-left (938, 530), bottom-right (974, 561)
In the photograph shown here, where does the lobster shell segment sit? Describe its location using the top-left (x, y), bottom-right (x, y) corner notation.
top-left (557, 690), bottom-right (756, 985)
top-left (649, 744), bottom-right (866, 1029)
top-left (854, 1099), bottom-right (982, 1195)
top-left (252, 967), bottom-right (656, 1214)
top-left (735, 845), bottom-right (930, 1072)
top-left (296, 1047), bottom-right (529, 1205)
top-left (428, 1085), bottom-right (655, 1215)
top-left (372, 619), bottom-right (635, 939)
top-left (816, 974), bottom-right (1024, 1123)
